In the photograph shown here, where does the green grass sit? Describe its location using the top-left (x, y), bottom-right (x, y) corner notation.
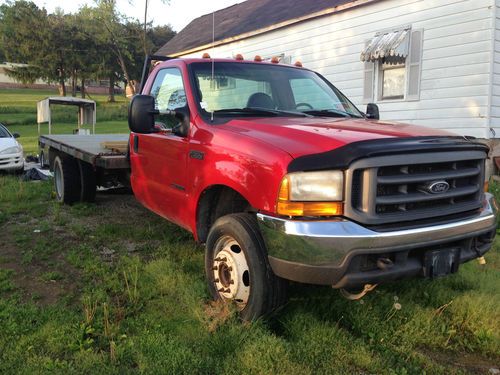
top-left (0, 178), bottom-right (498, 374)
top-left (0, 88), bottom-right (499, 373)
top-left (0, 88), bottom-right (129, 154)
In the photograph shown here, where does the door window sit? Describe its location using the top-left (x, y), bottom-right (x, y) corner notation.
top-left (150, 68), bottom-right (187, 110)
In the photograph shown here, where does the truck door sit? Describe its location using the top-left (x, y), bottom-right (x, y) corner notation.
top-left (133, 67), bottom-right (190, 227)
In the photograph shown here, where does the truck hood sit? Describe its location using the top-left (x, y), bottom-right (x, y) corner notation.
top-left (219, 117), bottom-right (454, 159)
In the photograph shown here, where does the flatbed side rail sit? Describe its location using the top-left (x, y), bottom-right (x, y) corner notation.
top-left (39, 135), bottom-right (130, 170)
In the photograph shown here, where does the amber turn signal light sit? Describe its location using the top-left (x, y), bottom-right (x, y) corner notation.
top-left (277, 176), bottom-right (343, 216)
top-left (277, 201), bottom-right (343, 216)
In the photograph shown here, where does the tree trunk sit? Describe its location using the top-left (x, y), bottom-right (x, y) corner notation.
top-left (71, 71), bottom-right (76, 97)
top-left (58, 63), bottom-right (66, 96)
top-left (80, 78), bottom-right (86, 98)
top-left (108, 75), bottom-right (115, 102)
top-left (116, 51), bottom-right (135, 96)
top-left (58, 79), bottom-right (66, 96)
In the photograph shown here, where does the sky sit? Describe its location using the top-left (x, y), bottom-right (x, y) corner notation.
top-left (3, 0), bottom-right (240, 31)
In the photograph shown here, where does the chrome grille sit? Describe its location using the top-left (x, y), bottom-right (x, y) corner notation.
top-left (346, 151), bottom-right (485, 225)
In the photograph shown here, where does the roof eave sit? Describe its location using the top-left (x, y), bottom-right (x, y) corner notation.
top-left (166, 0), bottom-right (380, 57)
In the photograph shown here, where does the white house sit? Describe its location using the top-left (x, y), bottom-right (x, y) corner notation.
top-left (157, 0), bottom-right (500, 140)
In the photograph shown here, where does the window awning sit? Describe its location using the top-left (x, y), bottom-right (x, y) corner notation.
top-left (361, 28), bottom-right (410, 63)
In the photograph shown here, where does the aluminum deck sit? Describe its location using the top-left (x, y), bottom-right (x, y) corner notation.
top-left (39, 134), bottom-right (130, 169)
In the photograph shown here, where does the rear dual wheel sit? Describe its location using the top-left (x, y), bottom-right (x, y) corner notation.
top-left (53, 155), bottom-right (96, 204)
top-left (205, 213), bottom-right (288, 321)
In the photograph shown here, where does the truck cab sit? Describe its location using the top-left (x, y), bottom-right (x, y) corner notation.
top-left (128, 56), bottom-right (497, 320)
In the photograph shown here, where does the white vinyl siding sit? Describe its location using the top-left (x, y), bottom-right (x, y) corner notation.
top-left (182, 0), bottom-right (496, 138)
top-left (491, 0), bottom-right (500, 131)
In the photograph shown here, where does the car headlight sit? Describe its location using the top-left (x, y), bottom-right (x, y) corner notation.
top-left (277, 171), bottom-right (344, 216)
top-left (0, 146), bottom-right (21, 155)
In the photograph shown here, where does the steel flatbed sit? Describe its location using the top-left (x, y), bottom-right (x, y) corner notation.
top-left (39, 134), bottom-right (130, 169)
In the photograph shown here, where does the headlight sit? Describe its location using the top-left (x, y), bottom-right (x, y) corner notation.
top-left (277, 171), bottom-right (344, 217)
top-left (0, 146), bottom-right (21, 155)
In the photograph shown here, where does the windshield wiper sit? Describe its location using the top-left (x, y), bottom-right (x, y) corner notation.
top-left (303, 109), bottom-right (361, 118)
top-left (212, 107), bottom-right (311, 117)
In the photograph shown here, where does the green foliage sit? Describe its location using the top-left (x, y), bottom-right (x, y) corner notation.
top-left (0, 1), bottom-right (176, 98)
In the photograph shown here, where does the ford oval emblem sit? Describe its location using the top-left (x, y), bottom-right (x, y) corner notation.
top-left (426, 181), bottom-right (450, 194)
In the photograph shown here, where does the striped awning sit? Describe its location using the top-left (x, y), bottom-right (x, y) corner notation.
top-left (361, 28), bottom-right (410, 63)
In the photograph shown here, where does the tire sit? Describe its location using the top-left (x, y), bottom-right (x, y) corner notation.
top-left (53, 155), bottom-right (81, 204)
top-left (205, 213), bottom-right (288, 321)
top-left (39, 151), bottom-right (46, 169)
top-left (78, 160), bottom-right (96, 202)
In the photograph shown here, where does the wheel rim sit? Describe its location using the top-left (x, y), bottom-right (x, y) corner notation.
top-left (212, 236), bottom-right (250, 307)
top-left (54, 162), bottom-right (63, 199)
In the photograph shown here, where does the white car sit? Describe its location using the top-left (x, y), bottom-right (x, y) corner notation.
top-left (0, 122), bottom-right (24, 174)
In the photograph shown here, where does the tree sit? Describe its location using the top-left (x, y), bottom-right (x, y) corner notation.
top-left (92, 0), bottom-right (139, 95)
top-left (0, 1), bottom-right (50, 84)
top-left (0, 2), bottom-right (74, 95)
top-left (142, 0), bottom-right (171, 55)
top-left (0, 0), bottom-right (176, 99)
top-left (148, 24), bottom-right (176, 53)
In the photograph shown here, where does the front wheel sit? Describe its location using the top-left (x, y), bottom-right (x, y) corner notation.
top-left (205, 213), bottom-right (288, 320)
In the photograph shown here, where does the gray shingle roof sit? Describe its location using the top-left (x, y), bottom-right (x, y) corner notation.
top-left (156, 0), bottom-right (370, 56)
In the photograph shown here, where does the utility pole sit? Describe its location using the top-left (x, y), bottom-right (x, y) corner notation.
top-left (143, 0), bottom-right (149, 55)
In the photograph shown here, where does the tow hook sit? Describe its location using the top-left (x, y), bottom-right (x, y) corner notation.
top-left (339, 284), bottom-right (378, 300)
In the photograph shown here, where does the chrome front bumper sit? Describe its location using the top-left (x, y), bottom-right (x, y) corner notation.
top-left (257, 193), bottom-right (498, 287)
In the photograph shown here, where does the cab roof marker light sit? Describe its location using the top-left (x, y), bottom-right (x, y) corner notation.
top-left (294, 61), bottom-right (303, 67)
top-left (202, 52), bottom-right (211, 59)
top-left (235, 53), bottom-right (244, 61)
top-left (271, 56), bottom-right (280, 64)
top-left (254, 55), bottom-right (262, 62)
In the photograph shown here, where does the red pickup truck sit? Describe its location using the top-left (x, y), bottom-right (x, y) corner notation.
top-left (127, 56), bottom-right (497, 320)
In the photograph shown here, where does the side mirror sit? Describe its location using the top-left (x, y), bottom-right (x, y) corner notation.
top-left (128, 95), bottom-right (156, 134)
top-left (12, 133), bottom-right (20, 138)
top-left (128, 94), bottom-right (190, 137)
top-left (366, 103), bottom-right (380, 120)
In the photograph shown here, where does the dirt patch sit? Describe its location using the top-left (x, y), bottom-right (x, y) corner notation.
top-left (0, 238), bottom-right (78, 305)
top-left (0, 191), bottom-right (165, 305)
top-left (418, 347), bottom-right (500, 374)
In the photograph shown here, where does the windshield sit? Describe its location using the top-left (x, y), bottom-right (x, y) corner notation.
top-left (190, 62), bottom-right (363, 118)
top-left (0, 124), bottom-right (12, 138)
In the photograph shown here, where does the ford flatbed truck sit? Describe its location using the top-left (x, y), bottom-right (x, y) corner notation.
top-left (42, 55), bottom-right (498, 320)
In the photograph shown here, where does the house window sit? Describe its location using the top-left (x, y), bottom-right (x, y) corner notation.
top-left (380, 62), bottom-right (405, 100)
top-left (361, 27), bottom-right (423, 103)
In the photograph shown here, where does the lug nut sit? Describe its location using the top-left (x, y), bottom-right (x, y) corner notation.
top-left (214, 278), bottom-right (219, 283)
top-left (212, 266), bottom-right (218, 271)
top-left (218, 287), bottom-right (225, 292)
